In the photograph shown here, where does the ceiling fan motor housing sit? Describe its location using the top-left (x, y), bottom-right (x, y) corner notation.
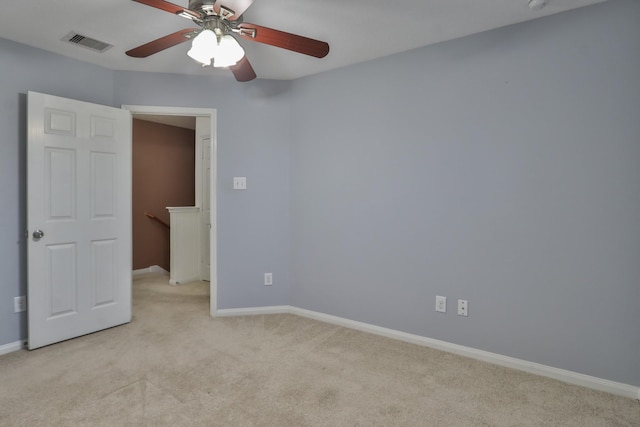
top-left (189, 0), bottom-right (216, 13)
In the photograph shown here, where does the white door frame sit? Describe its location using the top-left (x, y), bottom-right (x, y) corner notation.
top-left (122, 105), bottom-right (218, 316)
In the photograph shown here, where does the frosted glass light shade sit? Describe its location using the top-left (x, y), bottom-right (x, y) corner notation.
top-left (187, 29), bottom-right (217, 66)
top-left (212, 35), bottom-right (244, 68)
top-left (187, 31), bottom-right (244, 68)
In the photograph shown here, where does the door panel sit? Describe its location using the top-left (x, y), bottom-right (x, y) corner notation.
top-left (46, 148), bottom-right (76, 219)
top-left (48, 243), bottom-right (77, 317)
top-left (91, 239), bottom-right (117, 307)
top-left (91, 152), bottom-right (116, 217)
top-left (28, 91), bottom-right (132, 350)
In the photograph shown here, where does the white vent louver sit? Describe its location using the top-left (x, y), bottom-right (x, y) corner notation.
top-left (62, 32), bottom-right (112, 53)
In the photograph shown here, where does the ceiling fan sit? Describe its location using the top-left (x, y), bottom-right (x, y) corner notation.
top-left (126, 0), bottom-right (330, 82)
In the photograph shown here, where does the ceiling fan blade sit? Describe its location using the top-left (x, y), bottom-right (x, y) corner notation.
top-left (215, 0), bottom-right (254, 20)
top-left (126, 29), bottom-right (196, 58)
top-left (230, 56), bottom-right (257, 82)
top-left (132, 0), bottom-right (184, 14)
top-left (238, 24), bottom-right (329, 58)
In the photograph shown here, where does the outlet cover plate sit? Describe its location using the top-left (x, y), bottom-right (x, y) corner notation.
top-left (233, 177), bottom-right (247, 190)
top-left (14, 296), bottom-right (26, 313)
top-left (458, 299), bottom-right (468, 316)
top-left (435, 296), bottom-right (446, 313)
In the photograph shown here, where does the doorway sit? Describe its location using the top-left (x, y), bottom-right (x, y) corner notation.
top-left (122, 105), bottom-right (218, 316)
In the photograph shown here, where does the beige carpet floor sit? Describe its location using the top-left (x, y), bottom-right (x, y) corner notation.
top-left (1, 273), bottom-right (638, 426)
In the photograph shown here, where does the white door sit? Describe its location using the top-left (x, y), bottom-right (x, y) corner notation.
top-left (27, 91), bottom-right (132, 350)
top-left (200, 137), bottom-right (211, 281)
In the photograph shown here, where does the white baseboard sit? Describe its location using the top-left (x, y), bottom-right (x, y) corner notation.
top-left (0, 340), bottom-right (26, 356)
top-left (132, 265), bottom-right (169, 276)
top-left (215, 306), bottom-right (291, 317)
top-left (215, 305), bottom-right (640, 400)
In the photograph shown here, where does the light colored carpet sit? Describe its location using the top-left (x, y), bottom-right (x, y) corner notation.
top-left (1, 273), bottom-right (638, 426)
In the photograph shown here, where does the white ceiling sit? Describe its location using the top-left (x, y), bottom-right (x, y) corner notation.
top-left (134, 114), bottom-right (197, 129)
top-left (0, 0), bottom-right (604, 81)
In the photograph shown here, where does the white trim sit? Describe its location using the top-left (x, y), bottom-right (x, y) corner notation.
top-left (122, 105), bottom-right (215, 118)
top-left (166, 207), bottom-right (201, 286)
top-left (214, 305), bottom-right (640, 400)
top-left (197, 131), bottom-right (212, 282)
top-left (149, 265), bottom-right (169, 275)
top-left (122, 105), bottom-right (217, 317)
top-left (132, 265), bottom-right (169, 276)
top-left (0, 340), bottom-right (26, 356)
top-left (215, 306), bottom-right (291, 317)
top-left (166, 206), bottom-right (201, 213)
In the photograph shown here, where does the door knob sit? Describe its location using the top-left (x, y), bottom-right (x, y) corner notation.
top-left (32, 229), bottom-right (44, 240)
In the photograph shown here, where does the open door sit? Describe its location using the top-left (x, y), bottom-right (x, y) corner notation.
top-left (27, 91), bottom-right (132, 350)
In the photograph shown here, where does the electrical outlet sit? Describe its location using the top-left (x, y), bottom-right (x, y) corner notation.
top-left (14, 296), bottom-right (26, 313)
top-left (233, 177), bottom-right (247, 190)
top-left (435, 296), bottom-right (446, 313)
top-left (264, 273), bottom-right (273, 286)
top-left (457, 299), bottom-right (468, 317)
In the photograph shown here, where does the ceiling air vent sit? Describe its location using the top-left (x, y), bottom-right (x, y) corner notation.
top-left (62, 32), bottom-right (113, 53)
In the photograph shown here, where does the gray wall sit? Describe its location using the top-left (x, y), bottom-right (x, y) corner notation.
top-left (290, 0), bottom-right (640, 386)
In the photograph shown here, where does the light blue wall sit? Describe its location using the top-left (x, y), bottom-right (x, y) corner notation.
top-left (1, 0), bottom-right (638, 388)
top-left (0, 41), bottom-right (293, 347)
top-left (289, 0), bottom-right (640, 386)
top-left (113, 72), bottom-right (293, 309)
top-left (0, 39), bottom-right (116, 346)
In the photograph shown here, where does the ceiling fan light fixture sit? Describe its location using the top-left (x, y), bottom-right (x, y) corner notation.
top-left (127, 0), bottom-right (328, 81)
top-left (187, 29), bottom-right (217, 66)
top-left (187, 30), bottom-right (244, 68)
top-left (212, 35), bottom-right (244, 68)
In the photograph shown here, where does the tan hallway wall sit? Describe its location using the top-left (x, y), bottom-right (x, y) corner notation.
top-left (132, 119), bottom-right (195, 271)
